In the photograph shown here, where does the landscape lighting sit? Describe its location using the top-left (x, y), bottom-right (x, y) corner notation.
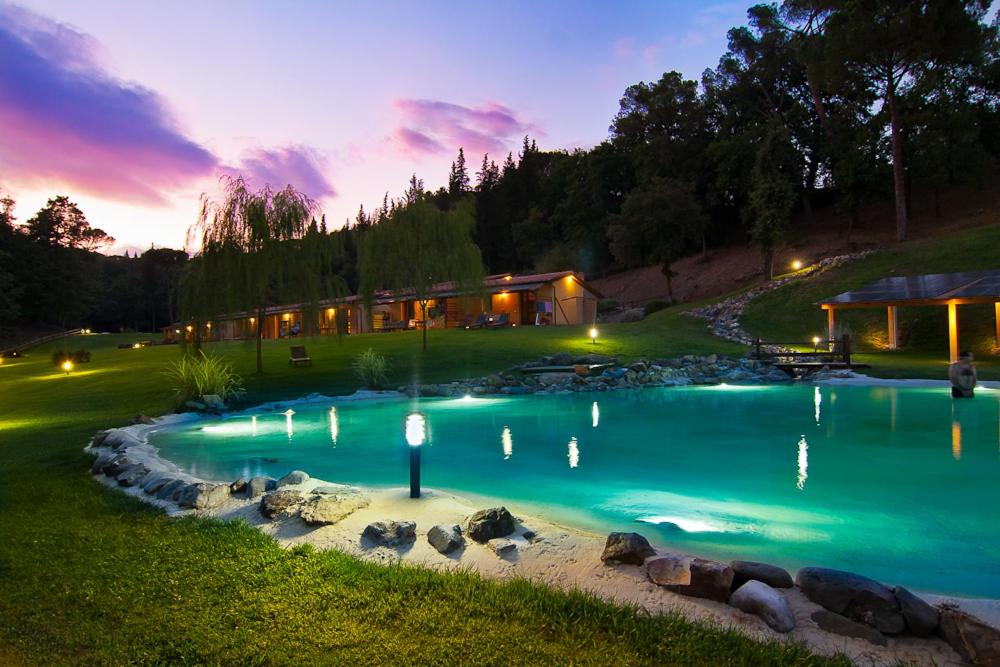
top-left (791, 259), bottom-right (803, 270)
top-left (62, 360), bottom-right (73, 374)
top-left (812, 336), bottom-right (821, 351)
top-left (405, 412), bottom-right (426, 498)
top-left (589, 327), bottom-right (598, 344)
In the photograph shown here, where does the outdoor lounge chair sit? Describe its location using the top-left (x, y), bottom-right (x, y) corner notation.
top-left (289, 345), bottom-right (312, 367)
top-left (457, 314), bottom-right (473, 329)
top-left (486, 313), bottom-right (510, 328)
top-left (466, 313), bottom-right (489, 329)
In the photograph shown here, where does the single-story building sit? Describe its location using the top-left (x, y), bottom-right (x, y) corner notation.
top-left (163, 270), bottom-right (601, 343)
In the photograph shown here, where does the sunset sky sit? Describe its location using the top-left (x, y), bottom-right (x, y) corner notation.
top-left (1, 1), bottom-right (752, 253)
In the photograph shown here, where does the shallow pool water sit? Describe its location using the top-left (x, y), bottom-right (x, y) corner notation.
top-left (148, 385), bottom-right (1000, 597)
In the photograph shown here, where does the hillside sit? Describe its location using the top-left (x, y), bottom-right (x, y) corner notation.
top-left (591, 180), bottom-right (1000, 307)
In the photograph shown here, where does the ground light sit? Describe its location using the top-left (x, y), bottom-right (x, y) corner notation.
top-left (791, 259), bottom-right (803, 270)
top-left (405, 412), bottom-right (426, 498)
top-left (589, 327), bottom-right (598, 344)
top-left (61, 360), bottom-right (73, 375)
top-left (812, 335), bottom-right (821, 351)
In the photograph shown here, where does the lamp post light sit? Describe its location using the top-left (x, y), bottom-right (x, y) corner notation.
top-left (812, 335), bottom-right (821, 352)
top-left (405, 412), bottom-right (426, 498)
top-left (62, 360), bottom-right (73, 375)
top-left (791, 259), bottom-right (803, 271)
top-left (589, 327), bottom-right (598, 345)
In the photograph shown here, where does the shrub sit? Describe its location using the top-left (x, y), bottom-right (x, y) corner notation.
top-left (643, 300), bottom-right (670, 317)
top-left (51, 349), bottom-right (91, 366)
top-left (165, 351), bottom-right (245, 408)
top-left (353, 348), bottom-right (390, 389)
top-left (597, 298), bottom-right (620, 313)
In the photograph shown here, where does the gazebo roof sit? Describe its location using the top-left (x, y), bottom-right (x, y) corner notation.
top-left (819, 270), bottom-right (1000, 309)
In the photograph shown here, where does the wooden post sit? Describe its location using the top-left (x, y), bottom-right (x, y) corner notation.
top-left (948, 302), bottom-right (959, 363)
top-left (755, 337), bottom-right (761, 359)
top-left (842, 334), bottom-right (851, 367)
top-left (995, 302), bottom-right (1000, 346)
top-left (887, 306), bottom-right (899, 350)
top-left (826, 307), bottom-right (836, 343)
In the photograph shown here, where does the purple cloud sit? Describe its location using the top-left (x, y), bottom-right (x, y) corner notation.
top-left (0, 4), bottom-right (218, 204)
top-left (390, 99), bottom-right (539, 157)
top-left (226, 146), bottom-right (336, 200)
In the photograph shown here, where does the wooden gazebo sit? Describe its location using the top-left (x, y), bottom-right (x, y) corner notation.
top-left (818, 270), bottom-right (1000, 362)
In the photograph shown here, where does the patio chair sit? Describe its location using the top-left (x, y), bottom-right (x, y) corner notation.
top-left (457, 314), bottom-right (473, 329)
top-left (486, 313), bottom-right (510, 329)
top-left (289, 345), bottom-right (312, 367)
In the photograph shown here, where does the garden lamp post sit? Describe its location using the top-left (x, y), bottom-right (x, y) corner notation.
top-left (62, 360), bottom-right (73, 375)
top-left (589, 327), bottom-right (598, 345)
top-left (405, 412), bottom-right (426, 498)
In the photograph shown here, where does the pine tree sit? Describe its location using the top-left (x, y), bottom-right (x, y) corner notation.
top-left (476, 154), bottom-right (500, 191)
top-left (448, 147), bottom-right (470, 195)
top-left (502, 152), bottom-right (516, 177)
top-left (320, 214), bottom-right (328, 235)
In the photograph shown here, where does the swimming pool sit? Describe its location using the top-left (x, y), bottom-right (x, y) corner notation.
top-left (148, 385), bottom-right (1000, 597)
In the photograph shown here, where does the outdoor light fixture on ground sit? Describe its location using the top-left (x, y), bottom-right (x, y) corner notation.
top-left (406, 412), bottom-right (426, 498)
top-left (589, 327), bottom-right (598, 345)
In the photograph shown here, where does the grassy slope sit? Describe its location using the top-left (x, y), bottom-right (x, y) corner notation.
top-left (742, 223), bottom-right (1000, 379)
top-left (0, 320), bottom-right (842, 665)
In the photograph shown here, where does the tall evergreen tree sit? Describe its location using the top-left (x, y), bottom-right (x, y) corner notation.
top-left (448, 147), bottom-right (470, 195)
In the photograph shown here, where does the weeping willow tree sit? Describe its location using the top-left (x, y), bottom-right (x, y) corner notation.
top-left (359, 198), bottom-right (484, 351)
top-left (180, 175), bottom-right (346, 374)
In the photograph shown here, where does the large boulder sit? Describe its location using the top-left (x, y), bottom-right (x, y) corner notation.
top-left (427, 524), bottom-right (464, 554)
top-left (116, 464), bottom-right (150, 487)
top-left (647, 554), bottom-right (733, 603)
top-left (488, 538), bottom-right (517, 558)
top-left (155, 479), bottom-right (187, 501)
top-left (177, 482), bottom-right (230, 510)
top-left (795, 567), bottom-right (905, 634)
top-left (893, 586), bottom-right (939, 637)
top-left (466, 507), bottom-right (516, 543)
top-left (246, 476), bottom-right (277, 498)
top-left (361, 521), bottom-right (416, 548)
top-left (729, 580), bottom-right (795, 633)
top-left (938, 607), bottom-right (1000, 666)
top-left (141, 475), bottom-right (174, 495)
top-left (811, 610), bottom-right (887, 646)
top-left (600, 532), bottom-right (656, 565)
top-left (730, 560), bottom-right (793, 590)
top-left (89, 450), bottom-right (115, 475)
top-left (277, 470), bottom-right (310, 487)
top-left (551, 352), bottom-right (573, 365)
top-left (201, 394), bottom-right (225, 411)
top-left (259, 490), bottom-right (305, 519)
top-left (300, 489), bottom-right (369, 526)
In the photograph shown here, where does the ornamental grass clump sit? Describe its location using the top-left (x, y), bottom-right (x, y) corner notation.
top-left (353, 347), bottom-right (389, 389)
top-left (166, 351), bottom-right (245, 408)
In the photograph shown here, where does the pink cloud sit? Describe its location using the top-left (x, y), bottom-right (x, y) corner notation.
top-left (224, 146), bottom-right (336, 200)
top-left (0, 4), bottom-right (217, 205)
top-left (389, 99), bottom-right (539, 158)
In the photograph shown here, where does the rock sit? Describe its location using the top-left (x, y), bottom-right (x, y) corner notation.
top-left (245, 476), bottom-right (276, 498)
top-left (310, 485), bottom-right (349, 494)
top-left (552, 352), bottom-right (573, 365)
top-left (729, 580), bottom-right (795, 633)
top-left (201, 394), bottom-right (225, 411)
top-left (155, 479), bottom-right (187, 501)
top-left (811, 610), bottom-right (887, 646)
top-left (647, 555), bottom-right (734, 603)
top-left (600, 532), bottom-right (656, 565)
top-left (177, 482), bottom-right (230, 509)
top-left (893, 586), bottom-right (939, 637)
top-left (259, 489), bottom-right (305, 519)
top-left (466, 507), bottom-right (516, 543)
top-left (427, 524), bottom-right (464, 554)
top-left (730, 560), bottom-right (794, 590)
top-left (142, 475), bottom-right (173, 495)
top-left (229, 478), bottom-right (247, 494)
top-left (796, 567), bottom-right (905, 634)
top-left (939, 607), bottom-right (1000, 666)
top-left (116, 464), bottom-right (149, 487)
top-left (277, 470), bottom-right (310, 487)
top-left (300, 490), bottom-right (370, 526)
top-left (488, 538), bottom-right (517, 558)
top-left (485, 374), bottom-right (503, 387)
top-left (101, 455), bottom-right (132, 478)
top-left (129, 413), bottom-right (154, 425)
top-left (92, 430), bottom-right (111, 447)
top-left (521, 529), bottom-right (538, 542)
top-left (184, 400), bottom-right (206, 411)
top-left (89, 450), bottom-right (115, 475)
top-left (538, 372), bottom-right (577, 386)
top-left (361, 521), bottom-right (416, 547)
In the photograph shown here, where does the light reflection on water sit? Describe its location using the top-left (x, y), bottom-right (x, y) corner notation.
top-left (150, 385), bottom-right (1000, 596)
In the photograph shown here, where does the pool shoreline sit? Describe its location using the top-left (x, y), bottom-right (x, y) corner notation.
top-left (87, 383), bottom-right (1000, 666)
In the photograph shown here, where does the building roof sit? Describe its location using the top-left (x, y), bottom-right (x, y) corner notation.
top-left (819, 270), bottom-right (1000, 309)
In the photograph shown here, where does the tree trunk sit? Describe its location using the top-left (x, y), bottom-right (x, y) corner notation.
top-left (763, 249), bottom-right (774, 281)
top-left (256, 306), bottom-right (264, 374)
top-left (886, 77), bottom-right (909, 241)
top-left (194, 320), bottom-right (202, 352)
top-left (701, 233), bottom-right (708, 258)
top-left (664, 266), bottom-right (674, 304)
top-left (421, 300), bottom-right (428, 351)
top-left (807, 71), bottom-right (833, 144)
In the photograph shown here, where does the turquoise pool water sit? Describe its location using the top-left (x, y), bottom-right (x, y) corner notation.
top-left (148, 385), bottom-right (1000, 597)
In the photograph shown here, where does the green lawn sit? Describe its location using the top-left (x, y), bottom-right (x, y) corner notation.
top-left (741, 223), bottom-right (1000, 380)
top-left (0, 319), bottom-right (845, 665)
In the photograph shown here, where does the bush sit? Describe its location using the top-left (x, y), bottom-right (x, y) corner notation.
top-left (597, 298), bottom-right (620, 313)
top-left (51, 349), bottom-right (91, 366)
top-left (353, 348), bottom-right (390, 389)
top-left (643, 300), bottom-right (670, 317)
top-left (165, 351), bottom-right (245, 408)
